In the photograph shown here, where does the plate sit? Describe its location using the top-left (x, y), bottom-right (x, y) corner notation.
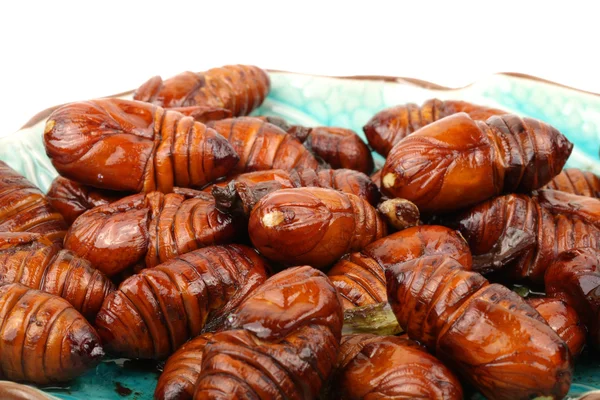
top-left (0, 71), bottom-right (599, 399)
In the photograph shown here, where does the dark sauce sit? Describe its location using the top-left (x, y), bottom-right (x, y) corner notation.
top-left (115, 381), bottom-right (133, 397)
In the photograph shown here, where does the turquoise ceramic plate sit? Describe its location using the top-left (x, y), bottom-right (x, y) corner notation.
top-left (0, 72), bottom-right (599, 399)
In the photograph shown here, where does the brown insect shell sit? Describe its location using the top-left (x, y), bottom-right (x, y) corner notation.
top-left (332, 333), bottom-right (463, 400)
top-left (134, 65), bottom-right (270, 116)
top-left (543, 168), bottom-right (600, 198)
top-left (363, 98), bottom-right (507, 156)
top-left (46, 176), bottom-right (123, 225)
top-left (0, 231), bottom-right (114, 321)
top-left (527, 297), bottom-right (586, 358)
top-left (248, 187), bottom-right (386, 269)
top-left (0, 161), bottom-right (67, 243)
top-left (193, 266), bottom-right (343, 399)
top-left (43, 99), bottom-right (239, 193)
top-left (0, 283), bottom-right (103, 383)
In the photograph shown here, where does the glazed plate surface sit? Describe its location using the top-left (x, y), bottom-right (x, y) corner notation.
top-left (0, 72), bottom-right (599, 399)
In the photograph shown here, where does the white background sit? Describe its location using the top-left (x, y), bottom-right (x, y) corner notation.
top-left (0, 0), bottom-right (598, 135)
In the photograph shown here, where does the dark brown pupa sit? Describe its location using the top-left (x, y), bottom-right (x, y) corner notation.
top-left (0, 232), bottom-right (114, 321)
top-left (543, 168), bottom-right (600, 198)
top-left (208, 117), bottom-right (320, 174)
top-left (364, 98), bottom-right (506, 156)
top-left (64, 190), bottom-right (242, 276)
top-left (46, 176), bottom-right (123, 224)
top-left (95, 245), bottom-right (269, 360)
top-left (546, 247), bottom-right (600, 349)
top-left (0, 283), bottom-right (103, 384)
top-left (386, 255), bottom-right (572, 400)
top-left (134, 64), bottom-right (270, 117)
top-left (192, 266), bottom-right (343, 400)
top-left (527, 297), bottom-right (586, 358)
top-left (381, 112), bottom-right (572, 212)
top-left (44, 99), bottom-right (239, 193)
top-left (155, 333), bottom-right (214, 400)
top-left (249, 187), bottom-right (387, 269)
top-left (332, 333), bottom-right (463, 399)
top-left (447, 190), bottom-right (600, 282)
top-left (0, 161), bottom-right (67, 243)
top-left (328, 225), bottom-right (471, 310)
top-left (211, 168), bottom-right (380, 217)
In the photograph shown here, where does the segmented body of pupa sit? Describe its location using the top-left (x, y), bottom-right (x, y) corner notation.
top-left (95, 245), bottom-right (268, 360)
top-left (0, 232), bottom-right (114, 321)
top-left (0, 161), bottom-right (67, 243)
top-left (211, 168), bottom-right (380, 216)
top-left (546, 247), bottom-right (600, 349)
top-left (43, 99), bottom-right (239, 193)
top-left (381, 113), bottom-right (572, 212)
top-left (192, 266), bottom-right (343, 399)
top-left (155, 333), bottom-right (214, 400)
top-left (248, 187), bottom-right (387, 268)
top-left (332, 333), bottom-right (463, 400)
top-left (47, 176), bottom-right (123, 225)
top-left (364, 98), bottom-right (507, 156)
top-left (448, 190), bottom-right (600, 282)
top-left (328, 225), bottom-right (471, 310)
top-left (543, 168), bottom-right (600, 198)
top-left (64, 190), bottom-right (242, 276)
top-left (134, 65), bottom-right (270, 116)
top-left (0, 283), bottom-right (103, 383)
top-left (386, 255), bottom-right (572, 400)
top-left (208, 117), bottom-right (320, 174)
top-left (527, 297), bottom-right (586, 358)
top-left (293, 126), bottom-right (374, 173)
top-left (258, 116), bottom-right (375, 174)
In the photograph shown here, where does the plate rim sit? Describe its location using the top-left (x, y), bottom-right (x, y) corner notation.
top-left (19, 70), bottom-right (600, 130)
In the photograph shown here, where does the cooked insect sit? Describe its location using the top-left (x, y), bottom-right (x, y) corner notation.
top-left (208, 117), bottom-right (320, 174)
top-left (363, 225), bottom-right (473, 271)
top-left (546, 247), bottom-right (600, 349)
top-left (363, 98), bottom-right (506, 156)
top-left (328, 252), bottom-right (386, 310)
top-left (248, 187), bottom-right (387, 268)
top-left (257, 116), bottom-right (375, 174)
top-left (134, 65), bottom-right (270, 117)
top-left (527, 297), bottom-right (586, 358)
top-left (387, 255), bottom-right (572, 400)
top-left (328, 225), bottom-right (471, 310)
top-left (95, 245), bottom-right (268, 360)
top-left (543, 168), bottom-right (600, 198)
top-left (193, 266), bottom-right (343, 399)
top-left (47, 176), bottom-right (122, 224)
top-left (43, 99), bottom-right (239, 193)
top-left (212, 168), bottom-right (380, 216)
top-left (294, 126), bottom-right (373, 173)
top-left (447, 190), bottom-right (600, 282)
top-left (0, 283), bottom-right (103, 383)
top-left (332, 333), bottom-right (463, 400)
top-left (0, 161), bottom-right (67, 243)
top-left (0, 232), bottom-right (114, 321)
top-left (64, 190), bottom-right (242, 276)
top-left (155, 333), bottom-right (214, 400)
top-left (381, 113), bottom-right (572, 212)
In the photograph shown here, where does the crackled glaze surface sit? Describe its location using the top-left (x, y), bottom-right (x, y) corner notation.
top-left (0, 72), bottom-right (599, 399)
